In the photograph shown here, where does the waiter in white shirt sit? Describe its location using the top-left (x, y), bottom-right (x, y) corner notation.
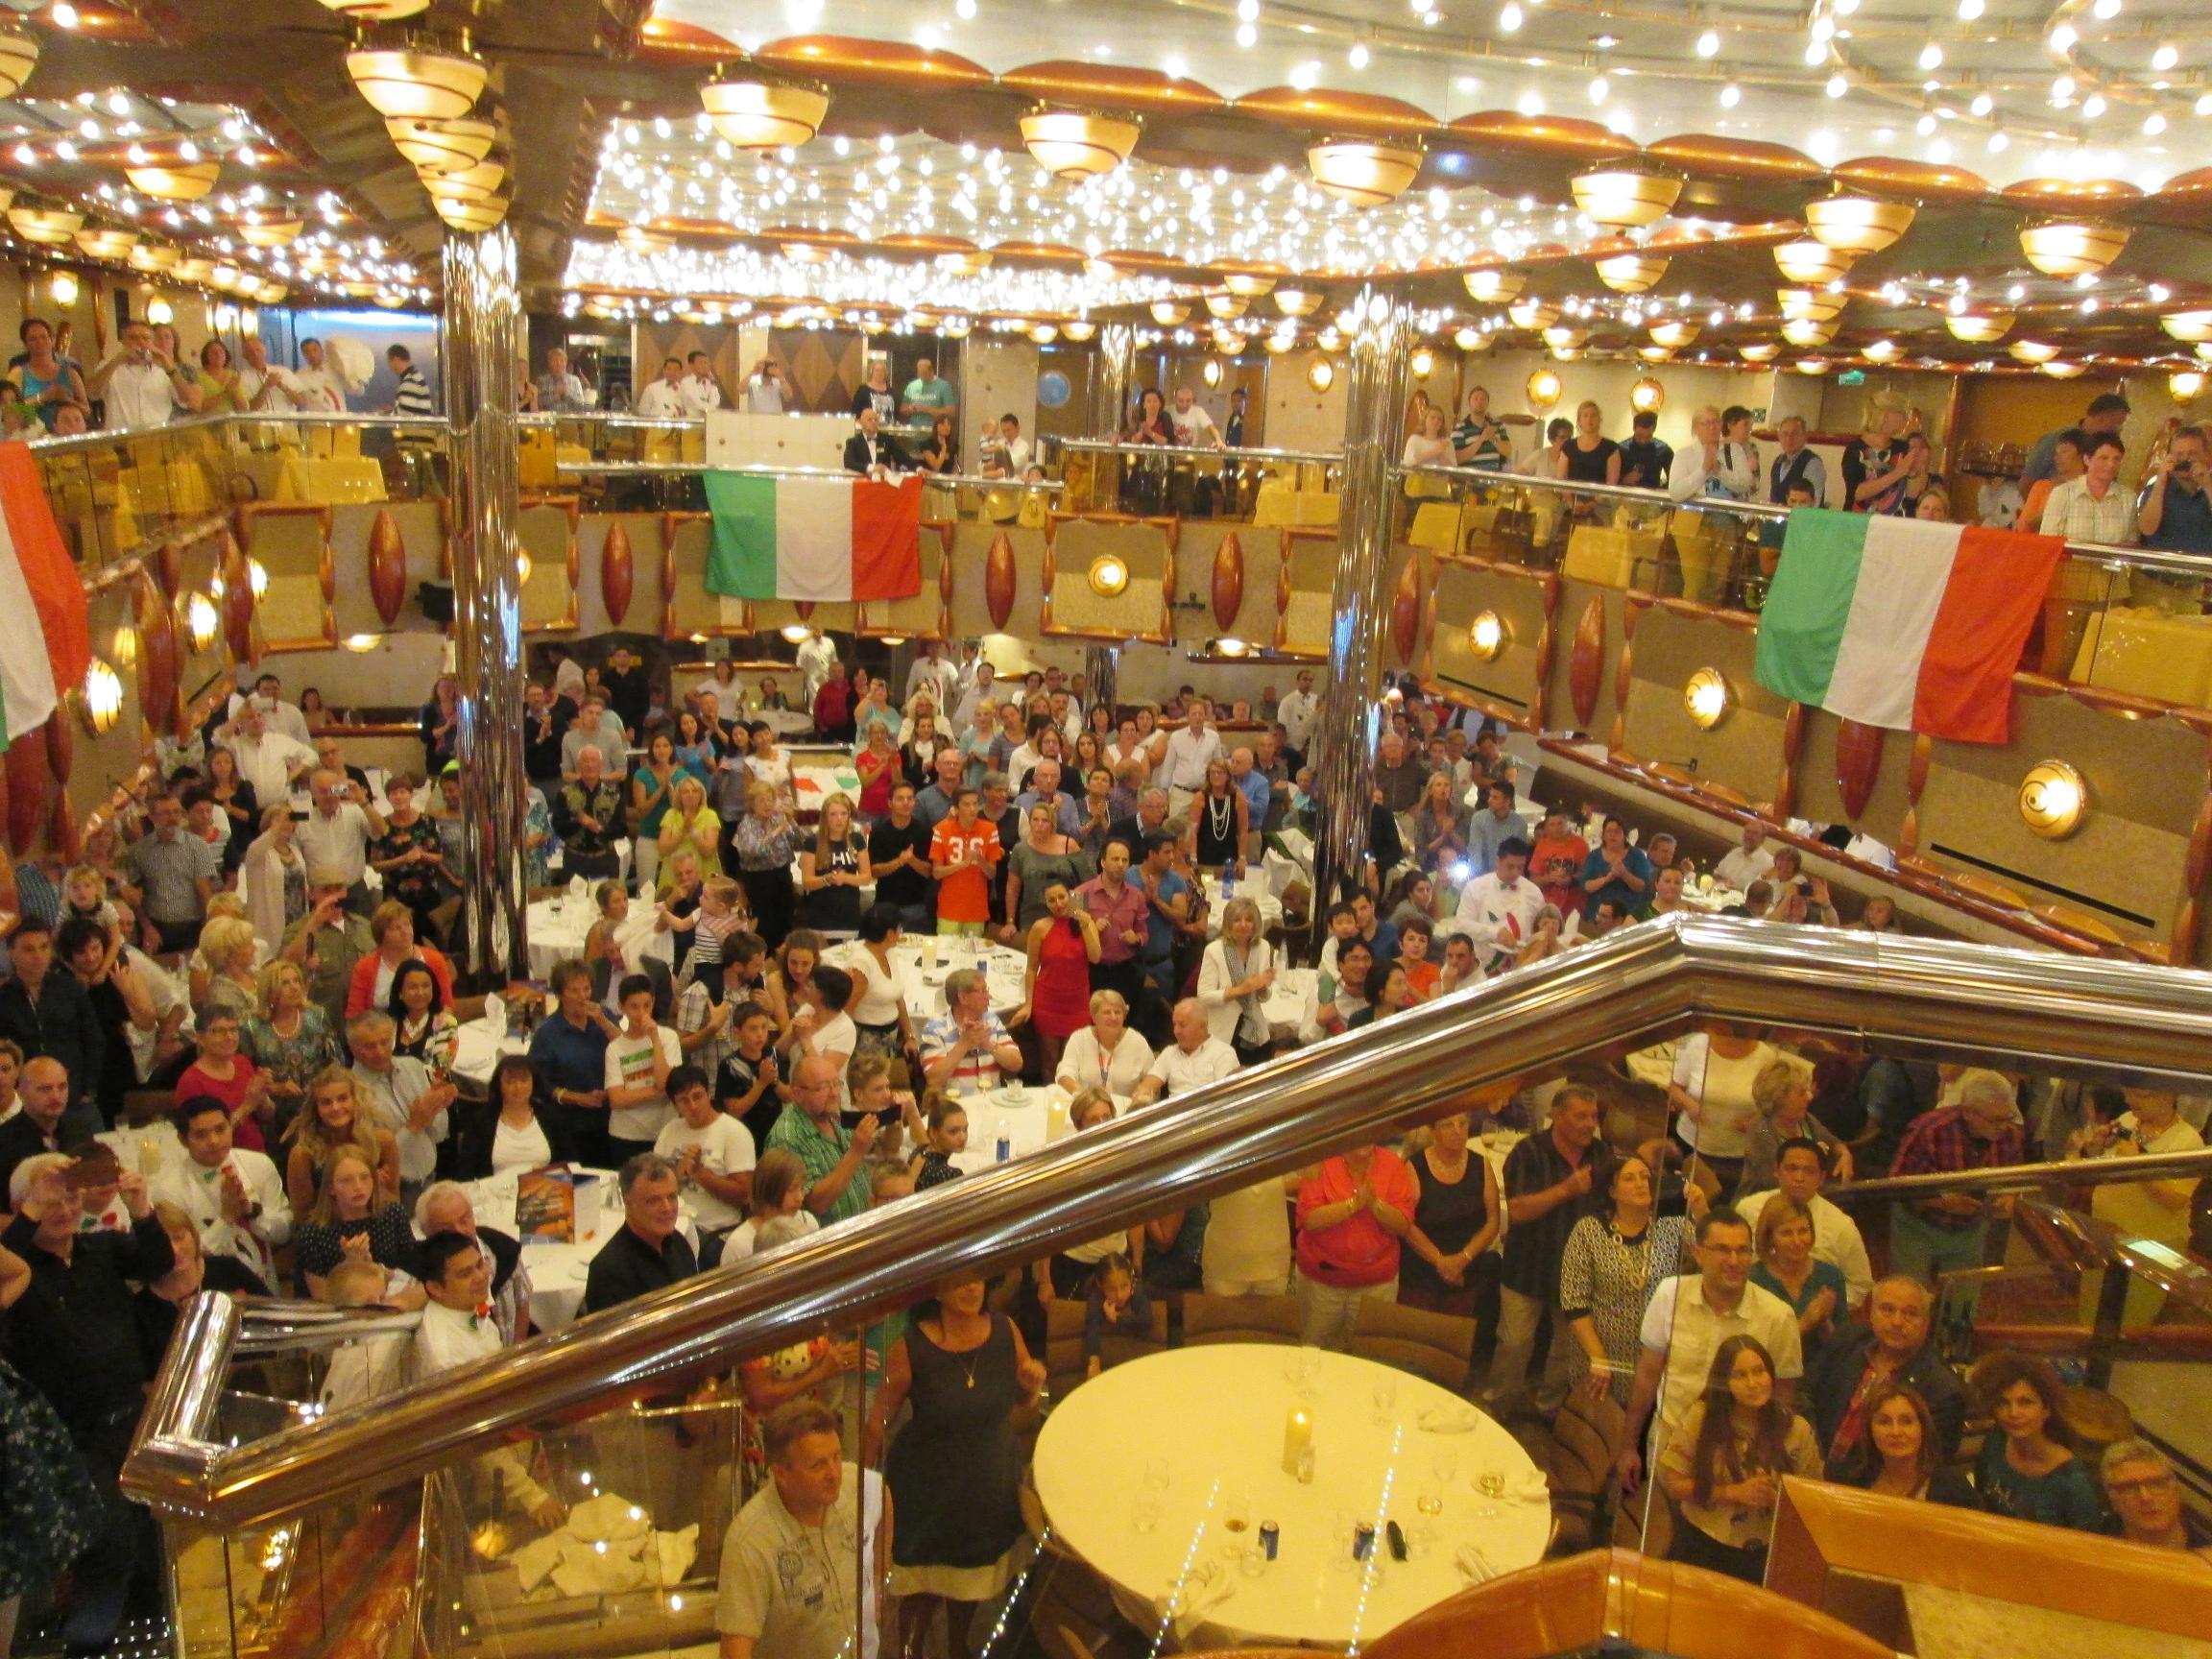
top-left (979, 413), bottom-right (1035, 477)
top-left (634, 356), bottom-right (689, 419)
top-left (681, 350), bottom-right (723, 416)
top-left (221, 704), bottom-right (318, 803)
top-left (280, 337), bottom-right (357, 413)
top-left (88, 319), bottom-right (199, 431)
top-left (153, 1094), bottom-right (292, 1286)
top-left (1275, 668), bottom-right (1320, 765)
top-left (1453, 838), bottom-right (1547, 972)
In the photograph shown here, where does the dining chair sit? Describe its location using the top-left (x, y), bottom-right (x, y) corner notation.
top-left (1177, 1292), bottom-right (1304, 1347)
top-left (1348, 1300), bottom-right (1478, 1392)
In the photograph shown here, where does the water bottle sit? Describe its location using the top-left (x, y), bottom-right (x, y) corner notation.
top-left (995, 1119), bottom-right (1012, 1163)
top-left (1222, 867), bottom-right (1237, 901)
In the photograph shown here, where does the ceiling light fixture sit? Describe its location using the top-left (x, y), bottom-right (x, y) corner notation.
top-left (346, 44), bottom-right (490, 122)
top-left (1307, 138), bottom-right (1423, 207)
top-left (1020, 109), bottom-right (1142, 180)
top-left (1568, 159), bottom-right (1682, 228)
top-left (2018, 219), bottom-right (2129, 276)
top-left (1804, 193), bottom-right (1915, 254)
top-left (1597, 252), bottom-right (1670, 293)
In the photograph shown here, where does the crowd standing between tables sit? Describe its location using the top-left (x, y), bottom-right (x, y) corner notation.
top-left (0, 611), bottom-right (2195, 1656)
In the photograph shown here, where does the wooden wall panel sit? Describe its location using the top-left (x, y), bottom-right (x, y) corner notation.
top-left (1426, 560), bottom-right (1549, 727)
top-left (1618, 603), bottom-right (1790, 813)
top-left (948, 521), bottom-right (1046, 642)
top-left (331, 501), bottom-right (446, 640)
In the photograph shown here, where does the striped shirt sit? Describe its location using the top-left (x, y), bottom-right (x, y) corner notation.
top-left (392, 366), bottom-right (436, 419)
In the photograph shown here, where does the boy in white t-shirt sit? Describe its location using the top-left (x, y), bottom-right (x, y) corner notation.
top-left (603, 972), bottom-right (681, 1163)
top-left (654, 1064), bottom-right (756, 1245)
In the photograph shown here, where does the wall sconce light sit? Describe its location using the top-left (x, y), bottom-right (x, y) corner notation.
top-left (1629, 377), bottom-right (1666, 415)
top-left (1088, 554), bottom-right (1130, 598)
top-left (343, 633), bottom-right (381, 652)
top-left (1527, 369), bottom-right (1562, 409)
top-left (1306, 359), bottom-right (1335, 393)
top-left (180, 591), bottom-right (219, 652)
top-left (1409, 348), bottom-right (1435, 379)
top-left (77, 659), bottom-right (123, 735)
top-left (2171, 370), bottom-right (2207, 401)
top-left (1684, 666), bottom-right (1731, 729)
top-left (1202, 359), bottom-right (1223, 389)
top-left (248, 558), bottom-right (269, 600)
top-left (47, 270), bottom-right (78, 306)
top-left (2018, 759), bottom-right (2087, 838)
top-left (1469, 611), bottom-right (1504, 659)
top-left (109, 623), bottom-right (138, 669)
top-left (781, 623), bottom-right (812, 643)
top-left (146, 297), bottom-right (174, 325)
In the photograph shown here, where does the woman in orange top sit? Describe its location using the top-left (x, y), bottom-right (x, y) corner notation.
top-left (1397, 915), bottom-right (1441, 999)
top-left (2020, 430), bottom-right (2085, 533)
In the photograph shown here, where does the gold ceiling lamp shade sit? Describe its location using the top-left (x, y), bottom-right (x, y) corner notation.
top-left (701, 73), bottom-right (828, 151)
top-left (2158, 309), bottom-right (2212, 343)
top-left (1944, 310), bottom-right (2015, 343)
top-left (2039, 359), bottom-right (2086, 378)
top-left (1541, 325), bottom-right (1590, 350)
top-left (237, 210), bottom-right (302, 250)
top-left (1028, 322), bottom-right (1060, 345)
top-left (174, 256), bottom-right (217, 284)
top-left (1306, 138), bottom-right (1423, 207)
top-left (2018, 218), bottom-right (2129, 277)
top-left (1596, 252), bottom-right (1670, 294)
top-left (1463, 268), bottom-right (1526, 304)
top-left (1792, 356), bottom-right (1833, 374)
top-left (255, 279), bottom-right (288, 304)
top-left (126, 160), bottom-right (221, 202)
top-left (433, 191), bottom-right (510, 232)
top-left (937, 316), bottom-right (973, 338)
top-left (423, 156), bottom-right (507, 205)
top-left (319, 0), bottom-right (430, 15)
top-left (387, 113), bottom-right (498, 175)
top-left (73, 226), bottom-right (139, 260)
top-left (8, 204), bottom-right (82, 246)
top-left (1781, 317), bottom-right (1838, 348)
top-left (1149, 300), bottom-right (1190, 325)
top-left (1737, 341), bottom-right (1781, 362)
top-left (1804, 192), bottom-right (1915, 254)
top-left (2169, 369), bottom-right (2206, 400)
top-left (339, 278), bottom-right (378, 298)
top-left (1272, 287), bottom-right (1322, 317)
top-left (347, 44), bottom-right (490, 121)
top-left (1568, 159), bottom-right (1682, 228)
top-left (1648, 318), bottom-right (1700, 349)
top-left (1204, 292), bottom-right (1248, 319)
top-left (1638, 345), bottom-right (1673, 362)
top-left (2008, 338), bottom-right (2060, 363)
top-left (1777, 287), bottom-right (1846, 323)
top-left (0, 24), bottom-right (39, 99)
top-left (1060, 319), bottom-right (1096, 342)
top-left (1862, 338), bottom-right (1902, 363)
top-left (1020, 108), bottom-right (1142, 180)
top-left (1773, 238), bottom-right (1855, 285)
top-left (1507, 299), bottom-right (1560, 331)
top-left (1455, 325), bottom-right (1485, 350)
top-left (1222, 272), bottom-right (1278, 298)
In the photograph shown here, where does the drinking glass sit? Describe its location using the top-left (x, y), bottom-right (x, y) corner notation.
top-left (1475, 1468), bottom-right (1506, 1518)
top-left (1131, 1495), bottom-right (1162, 1534)
top-left (1143, 1456), bottom-right (1172, 1492)
top-left (1415, 1484), bottom-right (1443, 1517)
top-left (1371, 1378), bottom-right (1398, 1426)
top-left (1219, 1485), bottom-right (1251, 1555)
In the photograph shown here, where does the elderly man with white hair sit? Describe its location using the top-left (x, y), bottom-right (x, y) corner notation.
top-left (1130, 998), bottom-right (1238, 1110)
top-left (415, 1180), bottom-right (533, 1342)
top-left (2101, 1439), bottom-right (2212, 1559)
top-left (1886, 1067), bottom-right (2028, 1290)
top-left (555, 745), bottom-right (627, 879)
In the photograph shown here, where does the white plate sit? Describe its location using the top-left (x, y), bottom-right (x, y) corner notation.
top-left (995, 1087), bottom-right (1034, 1107)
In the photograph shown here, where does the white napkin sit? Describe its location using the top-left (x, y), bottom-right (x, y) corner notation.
top-left (480, 997), bottom-right (510, 1037)
top-left (1166, 1561), bottom-right (1236, 1644)
top-left (1416, 1403), bottom-right (1481, 1433)
top-left (1453, 1542), bottom-right (1497, 1585)
top-left (568, 874), bottom-right (589, 904)
top-left (1504, 1468), bottom-right (1551, 1503)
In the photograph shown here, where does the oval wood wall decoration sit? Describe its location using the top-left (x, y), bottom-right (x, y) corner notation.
top-left (985, 532), bottom-right (1017, 631)
top-left (43, 706), bottom-right (70, 788)
top-left (156, 539), bottom-right (180, 598)
top-left (46, 790), bottom-right (77, 863)
top-left (137, 578), bottom-right (180, 739)
top-left (4, 736), bottom-right (46, 855)
top-left (1569, 595), bottom-right (1606, 729)
top-left (1389, 557), bottom-right (1421, 663)
top-left (1211, 533), bottom-right (1243, 633)
top-left (367, 509), bottom-right (407, 626)
top-left (601, 520), bottom-right (635, 625)
top-left (1835, 720), bottom-right (1884, 821)
top-left (220, 541), bottom-right (254, 662)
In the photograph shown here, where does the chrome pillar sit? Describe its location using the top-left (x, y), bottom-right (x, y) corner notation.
top-left (443, 226), bottom-right (526, 984)
top-left (1085, 644), bottom-right (1118, 718)
top-left (1088, 323), bottom-right (1137, 434)
top-left (1309, 287), bottom-right (1410, 950)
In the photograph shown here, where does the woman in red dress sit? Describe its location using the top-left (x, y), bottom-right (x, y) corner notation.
top-left (1019, 880), bottom-right (1101, 1082)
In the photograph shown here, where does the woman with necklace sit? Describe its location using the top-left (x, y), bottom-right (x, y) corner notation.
top-left (867, 1271), bottom-right (1044, 1659)
top-left (1001, 800), bottom-right (1086, 944)
top-left (1560, 1155), bottom-right (1696, 1405)
top-left (1843, 1382), bottom-right (1979, 1507)
top-left (1400, 1111), bottom-right (1499, 1319)
top-left (1969, 1351), bottom-right (2108, 1531)
top-left (1189, 756), bottom-right (1247, 878)
top-left (243, 958), bottom-right (342, 1130)
top-left (1196, 895), bottom-right (1277, 1067)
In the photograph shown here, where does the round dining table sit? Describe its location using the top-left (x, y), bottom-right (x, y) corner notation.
top-left (1032, 1344), bottom-right (1550, 1649)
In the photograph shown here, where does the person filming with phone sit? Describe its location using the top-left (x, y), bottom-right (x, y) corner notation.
top-left (2140, 424), bottom-right (2212, 556)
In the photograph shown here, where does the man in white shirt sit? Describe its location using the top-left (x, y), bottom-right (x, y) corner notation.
top-left (416, 1181), bottom-right (534, 1344)
top-left (978, 413), bottom-right (1034, 478)
top-left (1168, 387), bottom-right (1222, 449)
top-left (904, 641), bottom-right (959, 713)
top-left (87, 318), bottom-right (196, 431)
top-left (743, 358), bottom-right (785, 415)
top-left (228, 672), bottom-right (314, 744)
top-left (681, 351), bottom-right (724, 417)
top-left (1275, 668), bottom-right (1320, 762)
top-left (797, 632), bottom-right (839, 710)
top-left (154, 1094), bottom-right (292, 1287)
top-left (220, 703), bottom-right (318, 804)
top-left (349, 1010), bottom-right (453, 1205)
top-left (634, 355), bottom-right (689, 419)
top-left (281, 337), bottom-right (357, 413)
top-left (1618, 1210), bottom-right (1803, 1488)
top-left (234, 335), bottom-right (294, 415)
top-left (296, 769), bottom-right (385, 897)
top-left (534, 347), bottom-right (595, 414)
top-left (652, 1065), bottom-right (754, 1240)
top-left (1453, 839), bottom-right (1546, 972)
top-left (1130, 998), bottom-right (1239, 1108)
top-left (1157, 700), bottom-right (1224, 815)
top-left (1714, 822), bottom-right (1777, 894)
top-left (1735, 1140), bottom-right (1875, 1309)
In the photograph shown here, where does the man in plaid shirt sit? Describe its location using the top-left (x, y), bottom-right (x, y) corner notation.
top-left (1887, 1068), bottom-right (2027, 1293)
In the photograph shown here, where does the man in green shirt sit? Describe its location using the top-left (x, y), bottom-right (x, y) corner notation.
top-left (900, 357), bottom-right (956, 436)
top-left (765, 1053), bottom-right (878, 1226)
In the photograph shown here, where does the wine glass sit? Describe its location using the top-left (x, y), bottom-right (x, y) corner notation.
top-left (1143, 1457), bottom-right (1171, 1492)
top-left (1371, 1377), bottom-right (1398, 1426)
top-left (1131, 1495), bottom-right (1162, 1534)
top-left (1475, 1468), bottom-right (1506, 1518)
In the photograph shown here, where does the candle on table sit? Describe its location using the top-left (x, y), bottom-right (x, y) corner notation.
top-left (1283, 1407), bottom-right (1312, 1475)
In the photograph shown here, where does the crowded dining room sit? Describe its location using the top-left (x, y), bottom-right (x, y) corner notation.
top-left (0, 0), bottom-right (2205, 1657)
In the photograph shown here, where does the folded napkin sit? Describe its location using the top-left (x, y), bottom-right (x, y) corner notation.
top-left (1453, 1542), bottom-right (1497, 1586)
top-left (1504, 1468), bottom-right (1551, 1503)
top-left (1416, 1403), bottom-right (1481, 1434)
top-left (1166, 1561), bottom-right (1236, 1644)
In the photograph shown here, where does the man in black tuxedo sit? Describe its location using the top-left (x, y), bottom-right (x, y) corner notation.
top-left (843, 405), bottom-right (914, 476)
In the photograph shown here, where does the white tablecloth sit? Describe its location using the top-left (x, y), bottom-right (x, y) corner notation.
top-left (878, 938), bottom-right (1026, 1021)
top-left (523, 889), bottom-right (666, 983)
top-left (1200, 876), bottom-right (1283, 938)
top-left (1033, 1344), bottom-right (1549, 1648)
top-left (457, 1167), bottom-right (699, 1334)
top-left (1264, 966), bottom-right (1315, 1034)
top-left (1677, 880), bottom-right (1747, 913)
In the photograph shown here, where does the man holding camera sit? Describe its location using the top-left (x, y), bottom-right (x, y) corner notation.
top-left (2140, 425), bottom-right (2212, 559)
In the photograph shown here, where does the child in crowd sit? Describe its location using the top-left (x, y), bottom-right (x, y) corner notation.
top-left (912, 1094), bottom-right (967, 1191)
top-left (63, 864), bottom-right (123, 959)
top-left (317, 1258), bottom-right (414, 1413)
top-left (1083, 1252), bottom-right (1153, 1380)
top-left (686, 876), bottom-right (745, 978)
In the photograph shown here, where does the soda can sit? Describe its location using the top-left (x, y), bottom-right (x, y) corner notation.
top-left (1353, 1521), bottom-right (1376, 1561)
top-left (1259, 1521), bottom-right (1279, 1561)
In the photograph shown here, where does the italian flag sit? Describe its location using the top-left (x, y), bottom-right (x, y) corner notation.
top-left (1753, 509), bottom-right (2064, 744)
top-left (0, 443), bottom-right (89, 744)
top-left (701, 471), bottom-right (925, 602)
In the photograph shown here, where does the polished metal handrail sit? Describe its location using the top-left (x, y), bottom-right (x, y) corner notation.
top-left (1051, 436), bottom-right (1344, 467)
top-left (1829, 1146), bottom-right (2212, 1202)
top-left (26, 409), bottom-right (442, 457)
top-left (1397, 459), bottom-right (2212, 580)
top-left (123, 916), bottom-right (2212, 1527)
top-left (552, 460), bottom-right (1063, 490)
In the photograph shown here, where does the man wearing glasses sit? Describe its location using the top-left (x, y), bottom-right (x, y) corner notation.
top-left (2101, 1440), bottom-right (2212, 1560)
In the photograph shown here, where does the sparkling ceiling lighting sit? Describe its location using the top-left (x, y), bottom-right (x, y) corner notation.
top-left (2018, 219), bottom-right (2130, 276)
top-left (1273, 288), bottom-right (1322, 317)
top-left (346, 44), bottom-right (490, 122)
top-left (1019, 109), bottom-right (1142, 180)
top-left (1596, 252), bottom-right (1669, 294)
top-left (387, 114), bottom-right (497, 174)
top-left (2008, 339), bottom-right (2060, 362)
top-left (701, 74), bottom-right (829, 151)
top-left (1222, 272), bottom-right (1278, 298)
top-left (1945, 311), bottom-right (2015, 343)
top-left (319, 0), bottom-right (430, 15)
top-left (126, 160), bottom-right (221, 202)
top-left (237, 211), bottom-right (302, 250)
top-left (1804, 193), bottom-right (1916, 254)
top-left (1306, 139), bottom-right (1423, 207)
top-left (0, 24), bottom-right (39, 99)
top-left (1568, 160), bottom-right (1682, 228)
top-left (1463, 269), bottom-right (1526, 303)
top-left (73, 226), bottom-right (138, 260)
top-left (2161, 310), bottom-right (2212, 343)
top-left (1648, 319), bottom-right (1700, 349)
top-left (7, 204), bottom-right (81, 246)
top-left (1774, 239), bottom-right (1855, 284)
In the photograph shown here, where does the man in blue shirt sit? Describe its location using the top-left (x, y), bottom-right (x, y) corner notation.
top-left (1014, 758), bottom-right (1084, 839)
top-left (1134, 830), bottom-right (1191, 1039)
top-left (1229, 747), bottom-right (1272, 853)
top-left (1464, 779), bottom-right (1525, 879)
top-left (527, 959), bottom-right (617, 1166)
